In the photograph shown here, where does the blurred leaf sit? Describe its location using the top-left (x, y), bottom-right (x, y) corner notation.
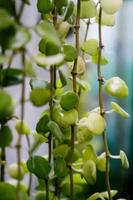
top-left (97, 152), bottom-right (106, 172)
top-left (53, 144), bottom-right (70, 158)
top-left (58, 70), bottom-right (67, 87)
top-left (92, 55), bottom-right (108, 65)
top-left (82, 160), bottom-right (96, 185)
top-left (25, 59), bottom-right (37, 77)
top-left (39, 38), bottom-right (59, 56)
top-left (27, 155), bottom-right (51, 179)
top-left (101, 190), bottom-right (118, 199)
top-left (75, 78), bottom-right (91, 92)
top-left (82, 144), bottom-right (97, 163)
top-left (37, 0), bottom-right (53, 14)
top-left (2, 68), bottom-right (23, 87)
top-left (0, 126), bottom-right (12, 147)
top-left (81, 39), bottom-right (98, 56)
top-left (63, 44), bottom-right (77, 62)
top-left (0, 54), bottom-right (10, 65)
top-left (36, 21), bottom-right (61, 47)
top-left (34, 53), bottom-right (64, 67)
top-left (120, 150), bottom-right (129, 169)
top-left (8, 26), bottom-right (31, 50)
top-left (0, 9), bottom-right (14, 30)
top-left (0, 183), bottom-right (16, 200)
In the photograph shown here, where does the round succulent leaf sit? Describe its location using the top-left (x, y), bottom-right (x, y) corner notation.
top-left (82, 144), bottom-right (97, 163)
top-left (53, 144), bottom-right (70, 158)
top-left (97, 152), bottom-right (106, 172)
top-left (27, 155), bottom-right (51, 179)
top-left (77, 0), bottom-right (96, 19)
top-left (7, 163), bottom-right (25, 180)
top-left (92, 55), bottom-right (108, 65)
top-left (57, 21), bottom-right (70, 39)
top-left (105, 77), bottom-right (129, 98)
top-left (111, 102), bottom-right (129, 118)
top-left (0, 126), bottom-right (12, 147)
top-left (39, 38), bottom-right (59, 56)
top-left (63, 44), bottom-right (77, 62)
top-left (82, 160), bottom-right (96, 185)
top-left (53, 106), bottom-right (78, 127)
top-left (100, 0), bottom-right (123, 14)
top-left (37, 0), bottom-right (54, 14)
top-left (81, 39), bottom-right (99, 56)
top-left (0, 90), bottom-right (14, 122)
top-left (36, 114), bottom-right (50, 135)
top-left (15, 120), bottom-right (30, 135)
top-left (60, 91), bottom-right (79, 110)
top-left (48, 121), bottom-right (64, 142)
top-left (120, 150), bottom-right (129, 169)
top-left (0, 183), bottom-right (16, 200)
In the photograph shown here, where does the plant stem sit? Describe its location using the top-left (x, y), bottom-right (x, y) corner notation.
top-left (16, 50), bottom-right (26, 199)
top-left (0, 147), bottom-right (6, 182)
top-left (70, 1), bottom-right (80, 199)
top-left (26, 135), bottom-right (32, 195)
top-left (97, 7), bottom-right (112, 200)
top-left (84, 19), bottom-right (90, 42)
top-left (45, 178), bottom-right (49, 200)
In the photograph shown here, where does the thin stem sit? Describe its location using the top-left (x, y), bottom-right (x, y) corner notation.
top-left (84, 19), bottom-right (90, 42)
top-left (16, 50), bottom-right (26, 199)
top-left (0, 147), bottom-right (6, 182)
top-left (45, 178), bottom-right (49, 200)
top-left (97, 7), bottom-right (112, 200)
top-left (70, 1), bottom-right (80, 199)
top-left (26, 135), bottom-right (32, 195)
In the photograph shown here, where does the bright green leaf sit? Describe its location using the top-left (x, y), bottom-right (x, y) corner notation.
top-left (111, 102), bottom-right (129, 118)
top-left (120, 150), bottom-right (129, 169)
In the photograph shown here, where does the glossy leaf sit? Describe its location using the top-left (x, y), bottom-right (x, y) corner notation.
top-left (0, 126), bottom-right (12, 147)
top-left (37, 0), bottom-right (54, 14)
top-left (63, 44), bottom-right (77, 62)
top-left (81, 39), bottom-right (99, 56)
top-left (48, 121), bottom-right (64, 142)
top-left (60, 91), bottom-right (79, 111)
top-left (39, 38), bottom-right (59, 56)
top-left (27, 155), bottom-right (51, 179)
top-left (105, 77), bottom-right (129, 98)
top-left (111, 102), bottom-right (129, 118)
top-left (36, 114), bottom-right (50, 135)
top-left (120, 150), bottom-right (129, 169)
top-left (53, 144), bottom-right (70, 158)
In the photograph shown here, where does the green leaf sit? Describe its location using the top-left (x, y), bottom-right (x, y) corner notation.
top-left (48, 121), bottom-right (64, 142)
top-left (77, 126), bottom-right (93, 143)
top-left (87, 192), bottom-right (101, 200)
top-left (18, 191), bottom-right (29, 200)
top-left (15, 120), bottom-right (30, 135)
top-left (39, 38), bottom-right (59, 56)
top-left (34, 53), bottom-right (64, 67)
top-left (111, 102), bottom-right (129, 118)
top-left (36, 21), bottom-right (61, 47)
top-left (37, 0), bottom-right (54, 14)
top-left (25, 59), bottom-right (37, 78)
top-left (0, 1), bottom-right (16, 15)
top-left (82, 160), bottom-right (96, 185)
top-left (81, 39), bottom-right (99, 56)
top-left (101, 190), bottom-right (118, 199)
top-left (0, 9), bottom-right (14, 30)
top-left (53, 144), bottom-right (70, 158)
top-left (2, 68), bottom-right (23, 87)
top-left (27, 155), bottom-right (51, 179)
top-left (64, 1), bottom-right (74, 21)
top-left (75, 78), bottom-right (91, 92)
top-left (29, 79), bottom-right (52, 107)
top-left (8, 26), bottom-right (31, 50)
top-left (92, 55), bottom-right (108, 65)
top-left (0, 54), bottom-right (10, 65)
top-left (55, 157), bottom-right (68, 178)
top-left (0, 126), bottom-right (12, 147)
top-left (100, 0), bottom-right (123, 15)
top-left (0, 183), bottom-right (16, 200)
top-left (58, 70), bottom-right (67, 87)
top-left (36, 114), bottom-right (50, 135)
top-left (63, 44), bottom-right (77, 62)
top-left (60, 91), bottom-right (79, 111)
top-left (75, 0), bottom-right (96, 19)
top-left (0, 90), bottom-right (14, 122)
top-left (96, 10), bottom-right (115, 27)
top-left (82, 144), bottom-right (97, 163)
top-left (120, 150), bottom-right (129, 169)
top-left (97, 152), bottom-right (106, 172)
top-left (56, 0), bottom-right (68, 7)
top-left (105, 77), bottom-right (129, 98)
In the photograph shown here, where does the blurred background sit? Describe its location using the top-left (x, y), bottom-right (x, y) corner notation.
top-left (2, 0), bottom-right (133, 199)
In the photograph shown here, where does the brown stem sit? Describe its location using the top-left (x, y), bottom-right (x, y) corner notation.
top-left (97, 7), bottom-right (112, 200)
top-left (16, 50), bottom-right (26, 199)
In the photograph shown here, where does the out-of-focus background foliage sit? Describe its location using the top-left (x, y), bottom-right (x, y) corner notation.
top-left (1, 0), bottom-right (133, 199)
